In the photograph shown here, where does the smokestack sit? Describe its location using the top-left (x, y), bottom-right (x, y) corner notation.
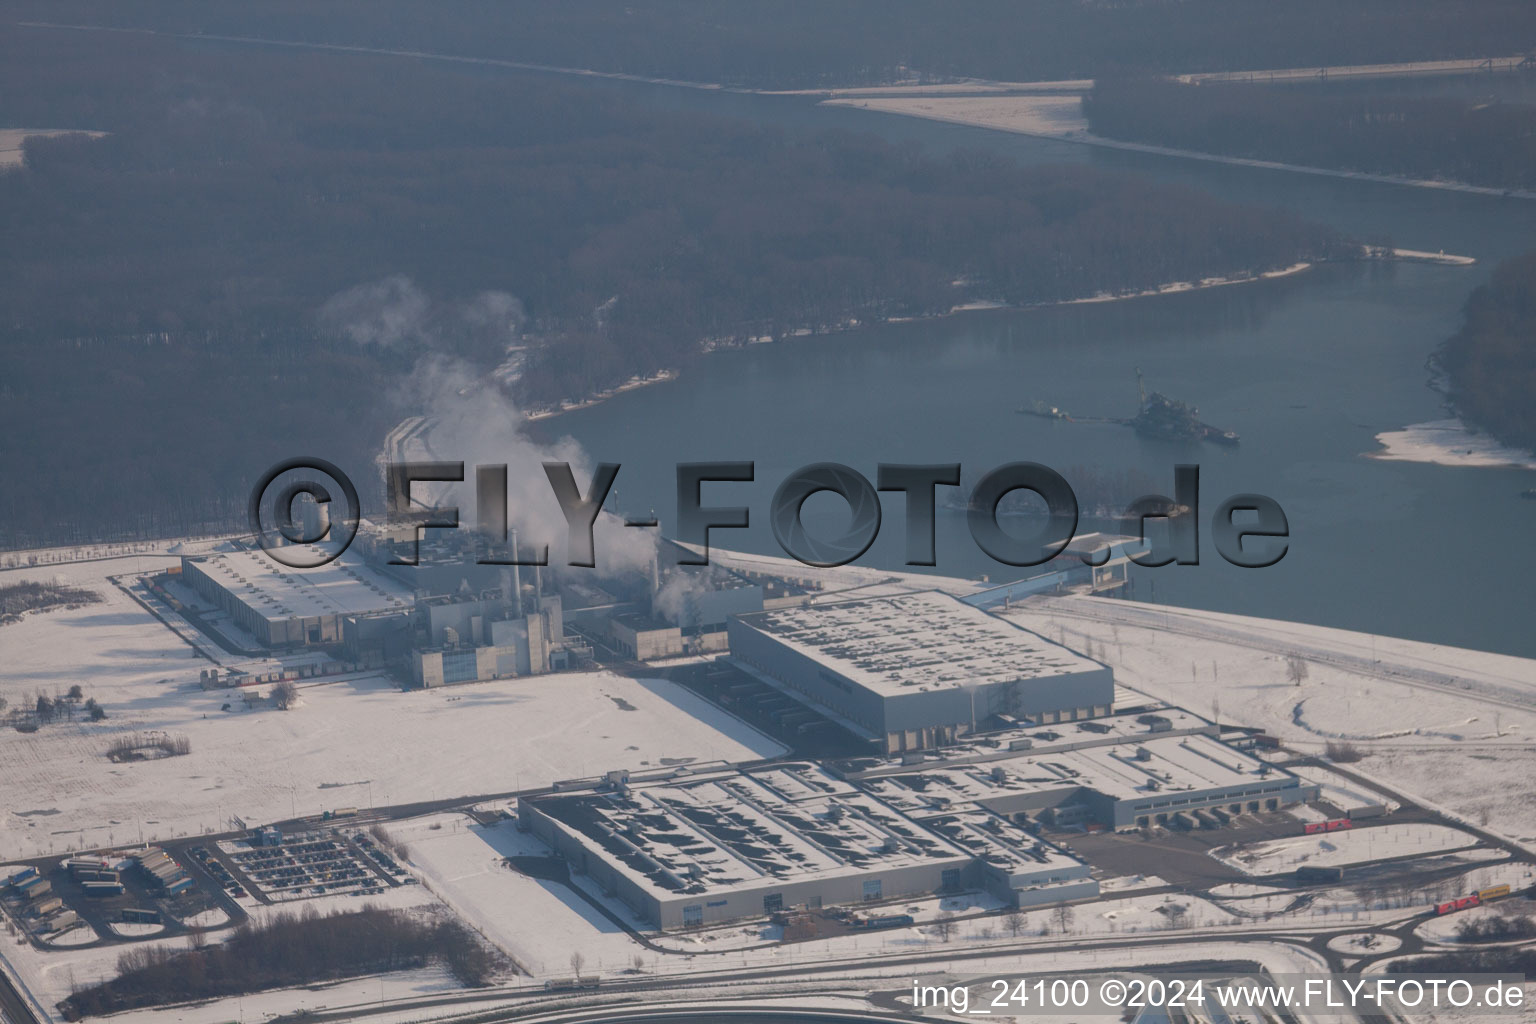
top-left (650, 550), bottom-right (660, 595)
top-left (511, 528), bottom-right (524, 617)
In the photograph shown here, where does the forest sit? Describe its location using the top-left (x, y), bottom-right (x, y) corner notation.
top-left (1433, 251), bottom-right (1536, 453)
top-left (60, 905), bottom-right (496, 1019)
top-left (9, 0), bottom-right (1536, 88)
top-left (1084, 76), bottom-right (1536, 191)
top-left (0, 29), bottom-right (1352, 548)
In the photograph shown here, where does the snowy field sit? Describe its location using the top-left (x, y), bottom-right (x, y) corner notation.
top-left (1214, 824), bottom-right (1480, 876)
top-left (388, 811), bottom-right (653, 976)
top-left (0, 555), bottom-right (784, 860)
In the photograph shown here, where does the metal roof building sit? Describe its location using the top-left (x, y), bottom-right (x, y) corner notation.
top-left (181, 549), bottom-right (414, 648)
top-left (519, 762), bottom-right (1092, 929)
top-left (727, 591), bottom-right (1114, 752)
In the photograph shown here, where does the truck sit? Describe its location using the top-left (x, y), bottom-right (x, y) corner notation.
top-left (853, 913), bottom-right (916, 930)
top-left (1347, 803), bottom-right (1388, 820)
top-left (82, 881), bottom-right (126, 897)
top-left (544, 977), bottom-right (602, 991)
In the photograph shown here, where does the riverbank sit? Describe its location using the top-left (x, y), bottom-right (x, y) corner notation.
top-left (522, 260), bottom-right (1331, 421)
top-left (1368, 418), bottom-right (1536, 470)
top-left (521, 244), bottom-right (1477, 422)
top-left (0, 127), bottom-right (107, 170)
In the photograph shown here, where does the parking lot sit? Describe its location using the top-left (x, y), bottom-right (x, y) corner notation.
top-left (217, 830), bottom-right (404, 903)
top-left (2, 853), bottom-right (231, 949)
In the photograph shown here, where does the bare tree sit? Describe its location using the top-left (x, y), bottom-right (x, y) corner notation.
top-left (1286, 656), bottom-right (1309, 687)
top-left (631, 953), bottom-right (645, 973)
top-left (272, 680), bottom-right (299, 710)
top-left (1324, 739), bottom-right (1363, 763)
top-left (932, 910), bottom-right (957, 942)
top-left (1003, 907), bottom-right (1026, 938)
top-left (569, 951), bottom-right (586, 978)
top-left (1052, 904), bottom-right (1075, 935)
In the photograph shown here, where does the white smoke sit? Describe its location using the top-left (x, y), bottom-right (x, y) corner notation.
top-left (652, 569), bottom-right (714, 626)
top-left (319, 275), bottom-right (432, 349)
top-left (328, 276), bottom-right (656, 575)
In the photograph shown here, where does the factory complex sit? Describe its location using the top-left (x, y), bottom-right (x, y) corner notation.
top-left (142, 526), bottom-right (1327, 934)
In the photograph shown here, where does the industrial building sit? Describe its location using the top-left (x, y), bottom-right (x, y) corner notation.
top-left (181, 549), bottom-right (414, 648)
top-left (857, 722), bottom-right (1317, 832)
top-left (728, 591), bottom-right (1114, 752)
top-left (518, 762), bottom-right (1094, 929)
top-left (607, 613), bottom-right (685, 660)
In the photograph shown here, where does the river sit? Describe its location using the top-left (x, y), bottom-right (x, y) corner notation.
top-left (531, 81), bottom-right (1536, 660)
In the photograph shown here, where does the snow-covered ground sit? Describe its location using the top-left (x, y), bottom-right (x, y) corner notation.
top-left (1215, 824), bottom-right (1480, 876)
top-left (1369, 418), bottom-right (1536, 470)
top-left (1416, 899), bottom-right (1535, 945)
top-left (389, 811), bottom-right (652, 975)
top-left (0, 556), bottom-right (784, 860)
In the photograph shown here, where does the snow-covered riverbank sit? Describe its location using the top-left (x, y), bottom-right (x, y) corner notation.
top-left (1368, 418), bottom-right (1536, 471)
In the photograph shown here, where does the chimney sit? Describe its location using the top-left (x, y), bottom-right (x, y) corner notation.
top-left (510, 528), bottom-right (524, 617)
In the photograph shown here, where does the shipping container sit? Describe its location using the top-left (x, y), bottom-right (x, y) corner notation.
top-left (1296, 865), bottom-right (1345, 884)
top-left (1478, 884), bottom-right (1511, 902)
top-left (18, 877), bottom-right (51, 898)
top-left (28, 896), bottom-right (64, 917)
top-left (82, 881), bottom-right (126, 897)
top-left (46, 910), bottom-right (80, 932)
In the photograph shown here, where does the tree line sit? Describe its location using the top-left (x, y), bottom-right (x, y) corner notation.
top-left (1432, 250), bottom-right (1536, 453)
top-left (61, 904), bottom-right (497, 1019)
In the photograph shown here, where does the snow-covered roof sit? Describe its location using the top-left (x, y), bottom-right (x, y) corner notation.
top-left (865, 733), bottom-right (1296, 811)
top-left (527, 763), bottom-right (972, 901)
top-left (733, 590), bottom-right (1103, 696)
top-left (185, 549), bottom-right (414, 620)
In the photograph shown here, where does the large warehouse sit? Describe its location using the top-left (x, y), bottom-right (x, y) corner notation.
top-left (856, 718), bottom-right (1319, 831)
top-left (727, 591), bottom-right (1114, 752)
top-left (519, 763), bottom-right (1093, 929)
top-left (181, 549), bottom-right (415, 648)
